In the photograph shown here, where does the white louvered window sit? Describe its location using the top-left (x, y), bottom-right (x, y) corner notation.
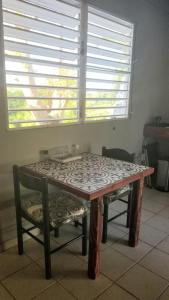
top-left (2, 0), bottom-right (134, 129)
top-left (85, 6), bottom-right (134, 121)
top-left (3, 0), bottom-right (81, 128)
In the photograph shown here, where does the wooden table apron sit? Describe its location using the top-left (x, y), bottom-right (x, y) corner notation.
top-left (22, 154), bottom-right (154, 280)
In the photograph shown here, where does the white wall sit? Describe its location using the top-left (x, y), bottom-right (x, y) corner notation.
top-left (0, 0), bottom-right (169, 248)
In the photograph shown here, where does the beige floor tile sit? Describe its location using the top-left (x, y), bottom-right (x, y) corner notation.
top-left (143, 188), bottom-right (169, 202)
top-left (110, 201), bottom-right (128, 212)
top-left (97, 284), bottom-right (137, 300)
top-left (111, 215), bottom-right (129, 234)
top-left (0, 284), bottom-right (14, 300)
top-left (142, 199), bottom-right (166, 213)
top-left (2, 263), bottom-right (55, 300)
top-left (118, 264), bottom-right (168, 300)
top-left (56, 224), bottom-right (88, 261)
top-left (146, 215), bottom-right (169, 233)
top-left (107, 208), bottom-right (129, 236)
top-left (156, 236), bottom-right (169, 255)
top-left (158, 206), bottom-right (169, 219)
top-left (3, 188), bottom-right (169, 300)
top-left (66, 236), bottom-right (109, 264)
top-left (143, 187), bottom-right (161, 199)
top-left (141, 209), bottom-right (155, 223)
top-left (24, 239), bottom-right (44, 261)
top-left (24, 235), bottom-right (59, 262)
top-left (109, 206), bottom-right (122, 218)
top-left (111, 200), bottom-right (154, 226)
top-left (37, 248), bottom-right (88, 280)
top-left (143, 189), bottom-right (169, 205)
top-left (0, 246), bottom-right (32, 280)
top-left (151, 194), bottom-right (169, 206)
top-left (111, 234), bottom-right (152, 262)
top-left (101, 247), bottom-right (134, 281)
top-left (53, 224), bottom-right (81, 246)
top-left (59, 263), bottom-right (112, 300)
top-left (105, 222), bottom-right (127, 244)
top-left (32, 282), bottom-right (75, 300)
top-left (156, 200), bottom-right (169, 208)
top-left (140, 248), bottom-right (169, 280)
top-left (140, 224), bottom-right (168, 246)
top-left (158, 287), bottom-right (169, 300)
top-left (65, 238), bottom-right (87, 261)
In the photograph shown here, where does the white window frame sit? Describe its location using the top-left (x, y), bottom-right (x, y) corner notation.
top-left (1, 0), bottom-right (135, 130)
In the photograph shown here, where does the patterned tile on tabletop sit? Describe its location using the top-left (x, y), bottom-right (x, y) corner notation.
top-left (25, 153), bottom-right (149, 194)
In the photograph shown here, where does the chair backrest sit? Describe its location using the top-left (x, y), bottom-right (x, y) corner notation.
top-left (102, 147), bottom-right (135, 163)
top-left (142, 142), bottom-right (158, 168)
top-left (13, 165), bottom-right (48, 206)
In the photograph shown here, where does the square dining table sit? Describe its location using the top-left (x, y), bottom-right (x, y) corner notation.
top-left (23, 153), bottom-right (154, 279)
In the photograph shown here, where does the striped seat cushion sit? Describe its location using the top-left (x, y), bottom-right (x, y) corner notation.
top-left (21, 189), bottom-right (88, 228)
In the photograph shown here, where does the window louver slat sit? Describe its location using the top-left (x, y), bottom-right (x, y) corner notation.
top-left (2, 0), bottom-right (134, 129)
top-left (4, 26), bottom-right (79, 50)
top-left (5, 41), bottom-right (79, 62)
top-left (87, 46), bottom-right (130, 63)
top-left (85, 6), bottom-right (134, 122)
top-left (88, 13), bottom-right (132, 36)
top-left (88, 35), bottom-right (131, 54)
top-left (88, 24), bottom-right (132, 45)
top-left (4, 11), bottom-right (79, 40)
top-left (3, 0), bottom-right (80, 128)
top-left (4, 0), bottom-right (80, 28)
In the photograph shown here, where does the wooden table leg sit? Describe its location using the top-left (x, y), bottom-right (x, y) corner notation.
top-left (88, 197), bottom-right (103, 279)
top-left (129, 177), bottom-right (144, 247)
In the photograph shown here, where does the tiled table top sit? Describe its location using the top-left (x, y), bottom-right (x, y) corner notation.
top-left (24, 153), bottom-right (149, 195)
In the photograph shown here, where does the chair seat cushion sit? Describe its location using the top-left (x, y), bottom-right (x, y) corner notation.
top-left (104, 185), bottom-right (131, 204)
top-left (21, 189), bottom-right (88, 228)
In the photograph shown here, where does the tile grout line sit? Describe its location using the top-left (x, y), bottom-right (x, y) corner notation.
top-left (29, 280), bottom-right (78, 300)
top-left (0, 259), bottom-right (56, 300)
top-left (156, 284), bottom-right (169, 300)
top-left (0, 255), bottom-right (33, 283)
top-left (93, 282), bottom-right (114, 300)
top-left (116, 265), bottom-right (169, 300)
top-left (97, 205), bottom-right (169, 298)
top-left (113, 227), bottom-right (169, 299)
top-left (94, 280), bottom-right (140, 300)
top-left (0, 280), bottom-right (17, 300)
top-left (137, 259), bottom-right (169, 283)
top-left (115, 282), bottom-right (140, 300)
top-left (2, 190), bottom-right (169, 299)
top-left (155, 283), bottom-right (169, 300)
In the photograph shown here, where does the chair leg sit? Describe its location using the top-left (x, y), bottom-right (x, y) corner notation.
top-left (44, 224), bottom-right (51, 279)
top-left (126, 191), bottom-right (132, 228)
top-left (74, 221), bottom-right (79, 227)
top-left (16, 212), bottom-right (24, 255)
top-left (102, 203), bottom-right (108, 244)
top-left (54, 228), bottom-right (59, 238)
top-left (82, 215), bottom-right (87, 256)
top-left (13, 166), bottom-right (23, 255)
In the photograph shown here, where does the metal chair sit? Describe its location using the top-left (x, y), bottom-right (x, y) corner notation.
top-left (102, 147), bottom-right (135, 243)
top-left (13, 165), bottom-right (88, 279)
